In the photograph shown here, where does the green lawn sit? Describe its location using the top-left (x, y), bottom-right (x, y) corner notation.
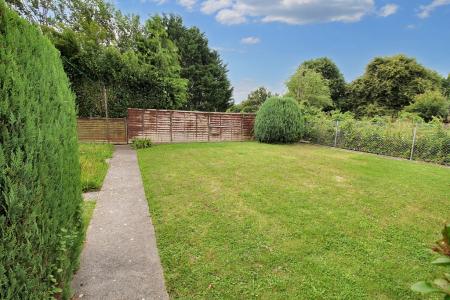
top-left (79, 143), bottom-right (114, 192)
top-left (138, 142), bottom-right (450, 299)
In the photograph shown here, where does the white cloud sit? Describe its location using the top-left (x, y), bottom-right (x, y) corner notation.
top-left (241, 36), bottom-right (260, 45)
top-left (418, 0), bottom-right (450, 18)
top-left (378, 4), bottom-right (398, 17)
top-left (177, 0), bottom-right (197, 10)
top-left (216, 8), bottom-right (247, 24)
top-left (201, 0), bottom-right (232, 14)
top-left (204, 0), bottom-right (375, 25)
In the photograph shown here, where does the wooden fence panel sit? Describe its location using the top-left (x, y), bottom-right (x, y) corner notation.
top-left (77, 118), bottom-right (127, 144)
top-left (127, 108), bottom-right (255, 143)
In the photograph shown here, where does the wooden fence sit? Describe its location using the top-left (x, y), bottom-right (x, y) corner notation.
top-left (127, 108), bottom-right (255, 143)
top-left (77, 118), bottom-right (127, 144)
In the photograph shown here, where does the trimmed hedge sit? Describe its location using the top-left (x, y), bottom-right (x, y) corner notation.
top-left (0, 2), bottom-right (82, 299)
top-left (254, 96), bottom-right (304, 144)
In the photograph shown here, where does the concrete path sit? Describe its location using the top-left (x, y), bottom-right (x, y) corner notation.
top-left (72, 145), bottom-right (168, 300)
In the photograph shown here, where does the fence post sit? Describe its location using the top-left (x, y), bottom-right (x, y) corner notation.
top-left (207, 114), bottom-right (211, 142)
top-left (334, 120), bottom-right (339, 147)
top-left (141, 109), bottom-right (144, 138)
top-left (170, 111), bottom-right (173, 142)
top-left (410, 125), bottom-right (417, 160)
top-left (240, 115), bottom-right (244, 141)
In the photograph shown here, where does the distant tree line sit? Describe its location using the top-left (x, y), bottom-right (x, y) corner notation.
top-left (231, 56), bottom-right (450, 122)
top-left (6, 0), bottom-right (233, 117)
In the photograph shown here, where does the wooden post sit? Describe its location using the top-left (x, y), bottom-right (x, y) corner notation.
top-left (195, 113), bottom-right (198, 141)
top-left (124, 118), bottom-right (128, 144)
top-left (155, 110), bottom-right (158, 142)
top-left (184, 112), bottom-right (187, 142)
top-left (170, 111), bottom-right (173, 142)
top-left (208, 114), bottom-right (211, 142)
top-left (103, 84), bottom-right (110, 142)
top-left (141, 109), bottom-right (145, 138)
top-left (219, 114), bottom-right (222, 141)
top-left (240, 115), bottom-right (244, 141)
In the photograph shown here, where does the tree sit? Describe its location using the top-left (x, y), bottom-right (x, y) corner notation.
top-left (47, 8), bottom-right (187, 117)
top-left (404, 90), bottom-right (450, 121)
top-left (286, 68), bottom-right (332, 109)
top-left (228, 87), bottom-right (272, 113)
top-left (443, 74), bottom-right (450, 98)
top-left (1, 2), bottom-right (82, 297)
top-left (7, 0), bottom-right (188, 117)
top-left (300, 57), bottom-right (346, 107)
top-left (163, 15), bottom-right (233, 112)
top-left (345, 55), bottom-right (443, 115)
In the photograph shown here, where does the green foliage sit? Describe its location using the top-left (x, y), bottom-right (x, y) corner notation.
top-left (0, 3), bottom-right (82, 299)
top-left (443, 74), bottom-right (450, 98)
top-left (50, 13), bottom-right (188, 118)
top-left (254, 97), bottom-right (304, 144)
top-left (286, 68), bottom-right (332, 109)
top-left (8, 0), bottom-right (190, 117)
top-left (300, 57), bottom-right (346, 107)
top-left (405, 90), bottom-right (450, 122)
top-left (411, 225), bottom-right (450, 299)
top-left (79, 143), bottom-right (114, 192)
top-left (227, 87), bottom-right (272, 113)
top-left (304, 110), bottom-right (450, 164)
top-left (163, 15), bottom-right (233, 112)
top-left (131, 138), bottom-right (153, 149)
top-left (344, 55), bottom-right (443, 115)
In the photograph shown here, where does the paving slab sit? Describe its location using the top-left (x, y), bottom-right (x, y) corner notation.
top-left (83, 191), bottom-right (99, 201)
top-left (72, 145), bottom-right (168, 300)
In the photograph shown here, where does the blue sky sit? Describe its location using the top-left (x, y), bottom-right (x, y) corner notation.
top-left (116, 0), bottom-right (450, 103)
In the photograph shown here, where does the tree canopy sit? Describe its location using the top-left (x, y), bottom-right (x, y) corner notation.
top-left (344, 55), bottom-right (443, 116)
top-left (299, 57), bottom-right (346, 108)
top-left (6, 0), bottom-right (232, 117)
top-left (286, 68), bottom-right (332, 109)
top-left (162, 15), bottom-right (233, 112)
top-left (228, 87), bottom-right (272, 113)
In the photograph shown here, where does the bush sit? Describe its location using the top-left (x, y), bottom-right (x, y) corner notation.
top-left (254, 97), bottom-right (304, 143)
top-left (404, 90), bottom-right (450, 122)
top-left (0, 3), bottom-right (82, 299)
top-left (131, 138), bottom-right (153, 149)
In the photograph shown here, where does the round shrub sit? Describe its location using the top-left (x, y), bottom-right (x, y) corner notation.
top-left (254, 96), bottom-right (304, 143)
top-left (0, 3), bottom-right (82, 299)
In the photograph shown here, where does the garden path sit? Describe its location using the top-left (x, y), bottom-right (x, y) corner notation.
top-left (72, 145), bottom-right (168, 299)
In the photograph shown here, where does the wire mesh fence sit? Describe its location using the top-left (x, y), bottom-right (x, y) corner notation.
top-left (304, 119), bottom-right (450, 165)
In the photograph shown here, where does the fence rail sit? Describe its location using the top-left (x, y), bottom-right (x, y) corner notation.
top-left (127, 108), bottom-right (255, 143)
top-left (77, 118), bottom-right (127, 144)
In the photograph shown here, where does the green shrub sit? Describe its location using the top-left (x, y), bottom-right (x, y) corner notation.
top-left (0, 3), bottom-right (82, 299)
top-left (404, 90), bottom-right (450, 122)
top-left (411, 224), bottom-right (450, 299)
top-left (131, 138), bottom-right (153, 149)
top-left (254, 97), bottom-right (304, 144)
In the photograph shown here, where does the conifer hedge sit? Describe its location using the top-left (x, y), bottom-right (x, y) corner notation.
top-left (0, 2), bottom-right (82, 299)
top-left (254, 97), bottom-right (304, 144)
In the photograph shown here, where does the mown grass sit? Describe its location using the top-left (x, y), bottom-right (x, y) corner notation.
top-left (138, 142), bottom-right (450, 299)
top-left (79, 143), bottom-right (114, 192)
